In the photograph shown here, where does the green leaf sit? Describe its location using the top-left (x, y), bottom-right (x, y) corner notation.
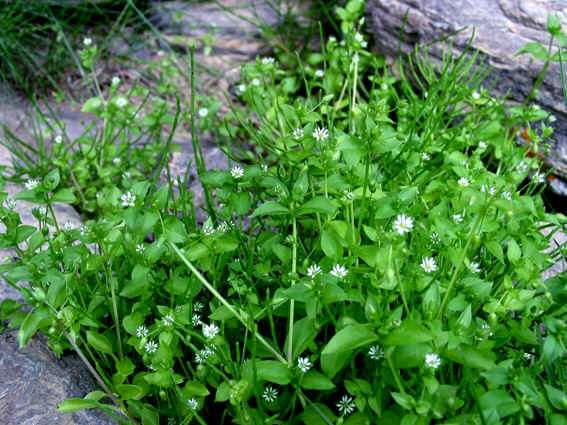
top-left (116, 384), bottom-right (145, 400)
top-left (81, 97), bottom-right (103, 113)
top-left (516, 42), bottom-right (548, 60)
top-left (256, 360), bottom-right (292, 385)
top-left (43, 169), bottom-right (60, 191)
top-left (321, 324), bottom-right (377, 378)
top-left (507, 239), bottom-right (521, 263)
top-left (301, 370), bottom-right (336, 390)
top-left (478, 390), bottom-right (520, 418)
top-left (545, 384), bottom-right (567, 411)
top-left (184, 380), bottom-right (210, 397)
top-left (58, 398), bottom-right (100, 413)
top-left (384, 320), bottom-right (432, 346)
top-left (446, 345), bottom-right (496, 370)
top-left (297, 197), bottom-right (337, 216)
top-left (163, 217), bottom-right (188, 243)
top-left (18, 308), bottom-right (50, 347)
top-left (284, 317), bottom-right (318, 359)
top-left (86, 330), bottom-right (114, 355)
top-left (120, 265), bottom-right (150, 298)
top-left (15, 225), bottom-right (36, 243)
top-left (321, 229), bottom-right (342, 259)
top-left (392, 392), bottom-right (415, 410)
top-left (251, 202), bottom-right (289, 217)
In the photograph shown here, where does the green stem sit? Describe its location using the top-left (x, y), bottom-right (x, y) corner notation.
top-left (437, 210), bottom-right (485, 319)
top-left (169, 243), bottom-right (286, 363)
top-left (287, 215), bottom-right (298, 366)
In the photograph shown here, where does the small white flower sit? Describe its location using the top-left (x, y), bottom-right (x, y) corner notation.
top-left (198, 107), bottom-right (208, 118)
top-left (297, 357), bottom-right (312, 373)
top-left (113, 157), bottom-right (122, 165)
top-left (54, 135), bottom-right (63, 144)
top-left (393, 214), bottom-right (413, 235)
top-left (202, 223), bottom-right (215, 235)
top-left (25, 179), bottom-right (40, 190)
top-left (307, 264), bottom-right (322, 279)
top-left (478, 141), bottom-right (487, 149)
top-left (312, 126), bottom-right (329, 142)
top-left (83, 37), bottom-right (92, 47)
top-left (120, 191), bottom-right (136, 207)
top-left (80, 225), bottom-right (88, 235)
top-left (471, 91), bottom-right (480, 100)
top-left (261, 57), bottom-right (275, 65)
top-left (430, 232), bottom-right (440, 245)
top-left (368, 345), bottom-right (384, 360)
top-left (187, 398), bottom-right (199, 411)
top-left (523, 352), bottom-right (534, 361)
top-left (194, 350), bottom-right (207, 364)
top-left (115, 97), bottom-right (128, 108)
top-left (501, 191), bottom-right (512, 201)
top-left (354, 32), bottom-right (364, 43)
top-left (145, 340), bottom-right (158, 354)
top-left (467, 261), bottom-right (481, 274)
top-left (37, 206), bottom-right (47, 216)
top-left (330, 264), bottom-right (348, 279)
top-left (425, 352), bottom-right (441, 369)
top-left (231, 164), bottom-right (244, 179)
top-left (516, 161), bottom-right (528, 173)
top-left (420, 257), bottom-right (437, 273)
top-left (193, 302), bottom-right (204, 312)
top-left (336, 395), bottom-right (356, 416)
top-left (63, 221), bottom-right (75, 231)
top-left (458, 177), bottom-right (470, 187)
top-left (238, 83), bottom-right (246, 93)
top-left (315, 69), bottom-right (325, 78)
top-left (192, 314), bottom-right (202, 327)
top-left (136, 325), bottom-right (149, 339)
top-left (329, 36), bottom-right (337, 43)
top-left (4, 199), bottom-right (16, 210)
top-left (533, 172), bottom-right (546, 184)
top-left (262, 385), bottom-right (278, 403)
top-left (202, 323), bottom-right (220, 339)
top-left (422, 152), bottom-right (431, 161)
top-left (453, 213), bottom-right (463, 224)
top-left (111, 76), bottom-right (120, 86)
top-left (217, 221), bottom-right (229, 233)
top-left (162, 314), bottom-right (174, 327)
top-left (260, 164), bottom-right (268, 173)
top-left (252, 78), bottom-right (261, 86)
top-left (136, 244), bottom-right (145, 254)
top-left (292, 128), bottom-right (304, 140)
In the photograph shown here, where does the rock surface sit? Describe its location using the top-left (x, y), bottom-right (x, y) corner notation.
top-left (0, 332), bottom-right (115, 425)
top-left (365, 0), bottom-right (567, 190)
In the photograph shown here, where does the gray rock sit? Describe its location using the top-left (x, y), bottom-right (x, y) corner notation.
top-left (365, 0), bottom-right (567, 188)
top-left (0, 331), bottom-right (115, 425)
top-left (149, 0), bottom-right (282, 89)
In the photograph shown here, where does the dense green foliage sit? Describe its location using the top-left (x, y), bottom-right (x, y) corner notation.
top-left (1, 1), bottom-right (567, 424)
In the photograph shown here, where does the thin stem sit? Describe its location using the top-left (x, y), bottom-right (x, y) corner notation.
top-left (169, 242), bottom-right (286, 363)
top-left (287, 215), bottom-right (298, 366)
top-left (437, 210), bottom-right (485, 319)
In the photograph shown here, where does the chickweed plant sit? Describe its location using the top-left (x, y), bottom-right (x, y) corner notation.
top-left (1, 1), bottom-right (567, 424)
top-left (2, 39), bottom-right (178, 217)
